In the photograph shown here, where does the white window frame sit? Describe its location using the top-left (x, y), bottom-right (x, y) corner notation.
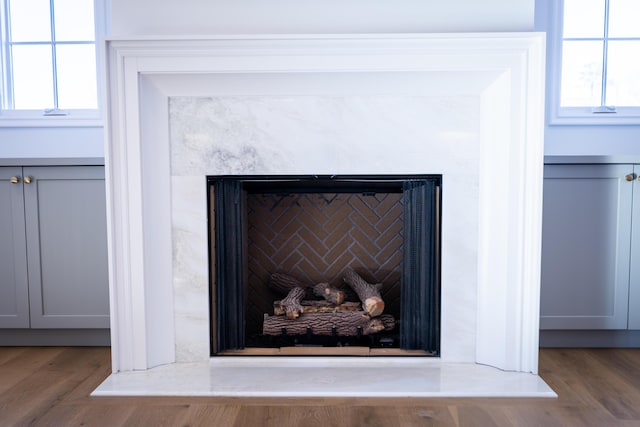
top-left (0, 0), bottom-right (106, 127)
top-left (548, 0), bottom-right (640, 125)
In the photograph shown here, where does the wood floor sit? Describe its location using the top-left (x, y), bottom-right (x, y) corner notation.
top-left (1, 347), bottom-right (640, 426)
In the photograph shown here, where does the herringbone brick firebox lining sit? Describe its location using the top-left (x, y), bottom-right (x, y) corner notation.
top-left (246, 192), bottom-right (404, 336)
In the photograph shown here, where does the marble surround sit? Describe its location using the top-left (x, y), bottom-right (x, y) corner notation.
top-left (96, 34), bottom-right (551, 396)
top-left (168, 94), bottom-right (477, 361)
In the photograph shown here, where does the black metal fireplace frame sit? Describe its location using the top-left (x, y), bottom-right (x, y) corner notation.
top-left (207, 174), bottom-right (441, 356)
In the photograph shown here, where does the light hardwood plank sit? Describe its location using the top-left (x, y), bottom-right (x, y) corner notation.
top-left (178, 404), bottom-right (242, 427)
top-left (0, 369), bottom-right (76, 426)
top-left (0, 346), bottom-right (27, 365)
top-left (0, 346), bottom-right (67, 400)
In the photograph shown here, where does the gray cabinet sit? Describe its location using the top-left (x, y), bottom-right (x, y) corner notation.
top-left (0, 166), bottom-right (109, 329)
top-left (540, 164), bottom-right (638, 330)
top-left (0, 167), bottom-right (30, 327)
top-left (628, 167), bottom-right (640, 329)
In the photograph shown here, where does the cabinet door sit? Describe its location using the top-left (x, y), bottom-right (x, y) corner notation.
top-left (540, 164), bottom-right (633, 330)
top-left (23, 166), bottom-right (110, 329)
top-left (0, 167), bottom-right (30, 328)
top-left (628, 165), bottom-right (640, 329)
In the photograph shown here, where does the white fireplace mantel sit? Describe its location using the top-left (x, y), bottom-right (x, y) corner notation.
top-left (99, 33), bottom-right (549, 396)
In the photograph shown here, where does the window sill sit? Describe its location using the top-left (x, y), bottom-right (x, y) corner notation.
top-left (0, 109), bottom-right (103, 128)
top-left (549, 108), bottom-right (640, 126)
top-left (0, 116), bottom-right (103, 128)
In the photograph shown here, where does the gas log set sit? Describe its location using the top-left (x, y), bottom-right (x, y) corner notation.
top-left (262, 268), bottom-right (396, 338)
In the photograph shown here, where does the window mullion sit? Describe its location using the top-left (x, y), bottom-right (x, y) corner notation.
top-left (601, 0), bottom-right (610, 107)
top-left (2, 0), bottom-right (14, 109)
top-left (49, 0), bottom-right (58, 110)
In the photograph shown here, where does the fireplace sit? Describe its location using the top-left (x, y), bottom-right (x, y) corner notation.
top-left (94, 34), bottom-right (554, 397)
top-left (209, 175), bottom-right (440, 355)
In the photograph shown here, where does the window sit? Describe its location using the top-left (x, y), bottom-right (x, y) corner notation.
top-left (0, 0), bottom-right (101, 124)
top-left (550, 0), bottom-right (640, 124)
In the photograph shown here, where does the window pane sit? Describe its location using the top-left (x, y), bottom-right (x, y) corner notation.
top-left (563, 0), bottom-right (605, 38)
top-left (8, 0), bottom-right (51, 42)
top-left (608, 0), bottom-right (640, 38)
top-left (606, 41), bottom-right (640, 106)
top-left (54, 0), bottom-right (96, 42)
top-left (56, 45), bottom-right (98, 109)
top-left (11, 45), bottom-right (54, 109)
top-left (561, 41), bottom-right (604, 106)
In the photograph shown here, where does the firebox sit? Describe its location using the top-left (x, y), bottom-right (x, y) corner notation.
top-left (208, 175), bottom-right (441, 356)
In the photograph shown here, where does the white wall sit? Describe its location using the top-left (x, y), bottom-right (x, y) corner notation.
top-left (109, 0), bottom-right (535, 36)
top-left (543, 125), bottom-right (640, 157)
top-left (0, 127), bottom-right (104, 162)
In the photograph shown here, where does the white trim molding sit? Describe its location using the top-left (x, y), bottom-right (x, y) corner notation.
top-left (104, 33), bottom-right (546, 376)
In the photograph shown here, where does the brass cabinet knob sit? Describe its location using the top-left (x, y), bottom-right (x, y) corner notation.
top-left (625, 173), bottom-right (637, 182)
top-left (9, 176), bottom-right (20, 184)
top-left (23, 176), bottom-right (32, 184)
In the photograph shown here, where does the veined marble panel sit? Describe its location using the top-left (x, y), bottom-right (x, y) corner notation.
top-left (169, 96), bottom-right (479, 176)
top-left (171, 176), bottom-right (210, 362)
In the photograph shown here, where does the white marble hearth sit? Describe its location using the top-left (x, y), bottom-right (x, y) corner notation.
top-left (96, 34), bottom-right (553, 397)
top-left (94, 358), bottom-right (554, 398)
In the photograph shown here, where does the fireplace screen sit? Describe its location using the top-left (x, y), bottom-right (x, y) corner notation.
top-left (208, 175), bottom-right (440, 356)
